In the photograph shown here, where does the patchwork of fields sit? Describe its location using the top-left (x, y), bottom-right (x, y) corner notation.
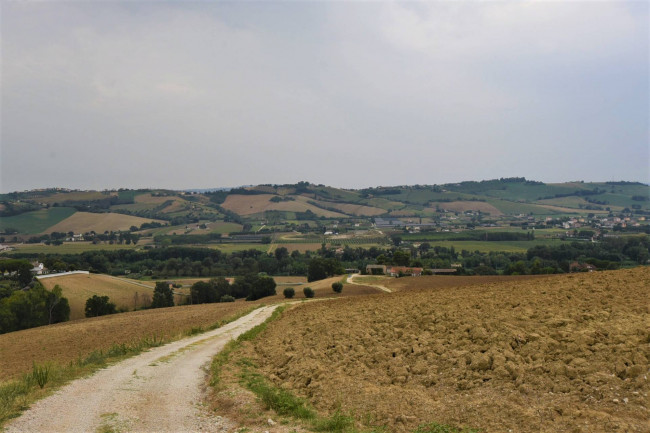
top-left (221, 194), bottom-right (347, 218)
top-left (44, 212), bottom-right (165, 234)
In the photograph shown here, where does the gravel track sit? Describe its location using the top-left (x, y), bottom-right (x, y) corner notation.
top-left (5, 305), bottom-right (279, 433)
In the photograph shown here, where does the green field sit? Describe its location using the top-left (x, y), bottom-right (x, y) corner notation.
top-left (487, 199), bottom-right (567, 215)
top-left (0, 207), bottom-right (77, 234)
top-left (207, 222), bottom-right (243, 234)
top-left (5, 242), bottom-right (141, 254)
top-left (209, 243), bottom-right (269, 253)
top-left (423, 238), bottom-right (564, 253)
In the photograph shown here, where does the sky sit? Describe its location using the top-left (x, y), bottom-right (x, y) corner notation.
top-left (1, 1), bottom-right (648, 192)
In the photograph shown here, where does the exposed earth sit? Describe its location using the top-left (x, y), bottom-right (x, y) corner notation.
top-left (245, 268), bottom-right (650, 432)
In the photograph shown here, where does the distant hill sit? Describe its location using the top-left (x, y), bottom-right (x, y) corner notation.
top-left (1, 179), bottom-right (648, 239)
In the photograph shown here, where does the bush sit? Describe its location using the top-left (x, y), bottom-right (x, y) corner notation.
top-left (283, 288), bottom-right (295, 299)
top-left (220, 294), bottom-right (235, 303)
top-left (303, 287), bottom-right (314, 298)
top-left (85, 295), bottom-right (117, 318)
top-left (331, 282), bottom-right (343, 293)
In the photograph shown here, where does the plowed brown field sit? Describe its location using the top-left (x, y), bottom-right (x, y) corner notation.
top-left (248, 268), bottom-right (650, 432)
top-left (221, 194), bottom-right (346, 218)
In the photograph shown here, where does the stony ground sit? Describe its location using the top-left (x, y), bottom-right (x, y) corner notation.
top-left (245, 268), bottom-right (650, 432)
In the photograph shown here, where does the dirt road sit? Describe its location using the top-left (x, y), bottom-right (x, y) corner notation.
top-left (5, 305), bottom-right (279, 433)
top-left (346, 273), bottom-right (392, 293)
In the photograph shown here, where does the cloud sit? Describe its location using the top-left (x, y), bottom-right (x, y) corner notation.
top-left (1, 1), bottom-right (647, 192)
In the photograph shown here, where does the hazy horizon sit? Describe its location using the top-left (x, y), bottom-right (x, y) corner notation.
top-left (2, 1), bottom-right (648, 193)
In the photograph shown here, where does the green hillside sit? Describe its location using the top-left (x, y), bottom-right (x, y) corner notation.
top-left (0, 207), bottom-right (76, 234)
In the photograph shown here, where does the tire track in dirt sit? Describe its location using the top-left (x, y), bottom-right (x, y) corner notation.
top-left (5, 305), bottom-right (279, 433)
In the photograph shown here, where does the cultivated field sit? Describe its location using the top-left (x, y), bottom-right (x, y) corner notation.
top-left (44, 212), bottom-right (166, 234)
top-left (8, 242), bottom-right (141, 255)
top-left (430, 201), bottom-right (504, 216)
top-left (36, 191), bottom-right (113, 204)
top-left (0, 301), bottom-right (258, 381)
top-left (221, 194), bottom-right (347, 218)
top-left (40, 274), bottom-right (154, 320)
top-left (0, 208), bottom-right (76, 234)
top-left (246, 267), bottom-right (650, 432)
top-left (309, 200), bottom-right (386, 216)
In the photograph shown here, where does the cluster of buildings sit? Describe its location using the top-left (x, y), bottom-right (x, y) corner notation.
top-left (364, 265), bottom-right (457, 276)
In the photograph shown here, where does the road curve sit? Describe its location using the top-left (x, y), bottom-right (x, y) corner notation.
top-left (347, 273), bottom-right (392, 293)
top-left (5, 305), bottom-right (279, 433)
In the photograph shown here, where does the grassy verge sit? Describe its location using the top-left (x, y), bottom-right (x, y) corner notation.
top-left (210, 306), bottom-right (476, 433)
top-left (0, 306), bottom-right (259, 427)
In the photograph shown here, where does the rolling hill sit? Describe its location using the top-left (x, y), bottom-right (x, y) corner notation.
top-left (1, 180), bottom-right (648, 244)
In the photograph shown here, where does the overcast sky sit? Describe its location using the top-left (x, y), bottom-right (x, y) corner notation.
top-left (1, 1), bottom-right (648, 192)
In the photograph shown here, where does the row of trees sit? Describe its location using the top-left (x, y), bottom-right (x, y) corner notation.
top-left (7, 234), bottom-right (649, 284)
top-left (190, 274), bottom-right (276, 304)
top-left (0, 282), bottom-right (69, 334)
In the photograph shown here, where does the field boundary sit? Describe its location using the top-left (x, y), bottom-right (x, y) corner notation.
top-left (36, 271), bottom-right (90, 279)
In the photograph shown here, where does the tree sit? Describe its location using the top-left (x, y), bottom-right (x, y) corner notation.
top-left (392, 250), bottom-right (410, 266)
top-left (283, 288), bottom-right (295, 299)
top-left (247, 276), bottom-right (276, 301)
top-left (85, 295), bottom-right (117, 318)
top-left (191, 281), bottom-right (218, 304)
top-left (332, 282), bottom-right (343, 293)
top-left (274, 247), bottom-right (289, 261)
top-left (303, 287), bottom-right (314, 298)
top-left (48, 285), bottom-right (65, 324)
top-left (151, 281), bottom-right (174, 308)
top-left (307, 257), bottom-right (344, 282)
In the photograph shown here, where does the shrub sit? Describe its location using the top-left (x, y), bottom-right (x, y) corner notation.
top-left (220, 294), bottom-right (235, 303)
top-left (31, 362), bottom-right (49, 389)
top-left (283, 288), bottom-right (295, 299)
top-left (84, 295), bottom-right (117, 318)
top-left (303, 287), bottom-right (314, 298)
top-left (331, 282), bottom-right (343, 293)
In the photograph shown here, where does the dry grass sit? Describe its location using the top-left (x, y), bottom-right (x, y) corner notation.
top-left (427, 201), bottom-right (504, 216)
top-left (133, 193), bottom-right (171, 204)
top-left (40, 274), bottom-right (154, 320)
top-left (309, 200), bottom-right (386, 217)
top-left (221, 195), bottom-right (346, 218)
top-left (44, 212), bottom-right (165, 234)
top-left (37, 192), bottom-right (114, 204)
top-left (0, 301), bottom-right (257, 381)
top-left (385, 274), bottom-right (549, 292)
top-left (536, 204), bottom-right (609, 214)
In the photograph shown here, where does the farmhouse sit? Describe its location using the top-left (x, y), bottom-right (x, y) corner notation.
top-left (386, 266), bottom-right (423, 277)
top-left (30, 262), bottom-right (46, 275)
top-left (431, 268), bottom-right (458, 275)
top-left (366, 264), bottom-right (386, 275)
top-left (569, 262), bottom-right (596, 272)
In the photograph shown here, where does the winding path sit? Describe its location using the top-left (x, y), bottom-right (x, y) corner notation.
top-left (5, 305), bottom-right (279, 433)
top-left (347, 273), bottom-right (392, 293)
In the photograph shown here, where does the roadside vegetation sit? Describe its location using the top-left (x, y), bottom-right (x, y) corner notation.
top-left (0, 303), bottom-right (260, 426)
